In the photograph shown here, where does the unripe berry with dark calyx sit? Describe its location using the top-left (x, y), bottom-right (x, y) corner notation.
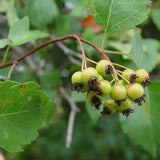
top-left (95, 80), bottom-right (111, 97)
top-left (135, 69), bottom-right (151, 87)
top-left (71, 71), bottom-right (88, 93)
top-left (127, 83), bottom-right (144, 101)
top-left (110, 84), bottom-right (127, 100)
top-left (96, 60), bottom-right (113, 77)
top-left (117, 98), bottom-right (134, 117)
top-left (81, 67), bottom-right (99, 90)
top-left (122, 69), bottom-right (137, 84)
top-left (127, 83), bottom-right (146, 106)
top-left (101, 99), bottom-right (117, 115)
top-left (86, 91), bottom-right (102, 109)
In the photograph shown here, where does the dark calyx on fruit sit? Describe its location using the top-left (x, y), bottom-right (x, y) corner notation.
top-left (115, 98), bottom-right (126, 107)
top-left (105, 65), bottom-right (113, 75)
top-left (91, 95), bottom-right (101, 109)
top-left (130, 74), bottom-right (138, 84)
top-left (142, 78), bottom-right (151, 87)
top-left (88, 77), bottom-right (99, 90)
top-left (73, 83), bottom-right (83, 92)
top-left (95, 87), bottom-right (103, 96)
top-left (134, 94), bottom-right (146, 106)
top-left (122, 109), bottom-right (133, 117)
top-left (101, 108), bottom-right (111, 115)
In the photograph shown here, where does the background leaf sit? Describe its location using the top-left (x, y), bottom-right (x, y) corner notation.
top-left (88, 0), bottom-right (150, 33)
top-left (0, 81), bottom-right (54, 152)
top-left (151, 8), bottom-right (160, 30)
top-left (0, 39), bottom-right (12, 49)
top-left (8, 17), bottom-right (49, 46)
top-left (27, 0), bottom-right (58, 29)
top-left (0, 0), bottom-right (19, 27)
top-left (85, 102), bottom-right (101, 126)
top-left (120, 81), bottom-right (160, 157)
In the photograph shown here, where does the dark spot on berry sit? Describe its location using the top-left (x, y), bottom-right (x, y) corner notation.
top-left (101, 107), bottom-right (111, 115)
top-left (105, 65), bottom-right (113, 75)
top-left (88, 77), bottom-right (99, 90)
top-left (142, 78), bottom-right (151, 87)
top-left (95, 87), bottom-right (103, 96)
top-left (115, 98), bottom-right (126, 107)
top-left (122, 109), bottom-right (133, 117)
top-left (130, 74), bottom-right (138, 84)
top-left (73, 83), bottom-right (83, 92)
top-left (91, 95), bottom-right (101, 110)
top-left (134, 94), bottom-right (146, 106)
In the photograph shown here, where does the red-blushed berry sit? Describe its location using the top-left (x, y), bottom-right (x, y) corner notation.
top-left (81, 67), bottom-right (99, 90)
top-left (117, 98), bottom-right (134, 117)
top-left (135, 69), bottom-right (151, 87)
top-left (122, 68), bottom-right (138, 84)
top-left (95, 80), bottom-right (111, 97)
top-left (127, 83), bottom-right (146, 106)
top-left (96, 60), bottom-right (113, 77)
top-left (86, 91), bottom-right (102, 110)
top-left (101, 99), bottom-right (117, 115)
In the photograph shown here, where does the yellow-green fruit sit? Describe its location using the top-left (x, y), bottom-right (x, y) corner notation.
top-left (117, 98), bottom-right (134, 117)
top-left (71, 71), bottom-right (82, 84)
top-left (101, 99), bottom-right (117, 115)
top-left (135, 69), bottom-right (151, 87)
top-left (96, 60), bottom-right (113, 77)
top-left (127, 83), bottom-right (144, 101)
top-left (95, 80), bottom-right (111, 97)
top-left (122, 69), bottom-right (136, 84)
top-left (81, 67), bottom-right (99, 90)
top-left (86, 91), bottom-right (102, 109)
top-left (110, 84), bottom-right (127, 100)
top-left (71, 71), bottom-right (88, 92)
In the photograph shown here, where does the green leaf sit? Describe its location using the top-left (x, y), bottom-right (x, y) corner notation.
top-left (0, 39), bottom-right (12, 49)
top-left (120, 81), bottom-right (160, 157)
top-left (8, 17), bottom-right (49, 46)
top-left (129, 34), bottom-right (160, 73)
top-left (70, 92), bottom-right (86, 102)
top-left (88, 0), bottom-right (150, 33)
top-left (0, 81), bottom-right (54, 152)
top-left (129, 33), bottom-right (146, 70)
top-left (85, 102), bottom-right (100, 126)
top-left (27, 0), bottom-right (58, 29)
top-left (0, 0), bottom-right (19, 26)
top-left (142, 39), bottom-right (160, 72)
top-left (151, 8), bottom-right (160, 30)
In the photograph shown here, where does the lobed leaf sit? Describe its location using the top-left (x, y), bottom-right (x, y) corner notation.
top-left (8, 17), bottom-right (49, 46)
top-left (88, 0), bottom-right (151, 33)
top-left (0, 81), bottom-right (54, 152)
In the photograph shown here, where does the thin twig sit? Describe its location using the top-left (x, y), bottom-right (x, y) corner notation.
top-left (59, 87), bottom-right (80, 148)
top-left (0, 34), bottom-right (101, 69)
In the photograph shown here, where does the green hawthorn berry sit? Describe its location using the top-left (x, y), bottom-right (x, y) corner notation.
top-left (110, 84), bottom-right (127, 106)
top-left (117, 98), bottom-right (134, 117)
top-left (135, 69), bottom-right (151, 87)
top-left (71, 71), bottom-right (88, 92)
top-left (122, 69), bottom-right (137, 84)
top-left (101, 99), bottom-right (117, 115)
top-left (110, 84), bottom-right (127, 100)
top-left (96, 60), bottom-right (113, 77)
top-left (86, 91), bottom-right (102, 109)
top-left (81, 67), bottom-right (99, 90)
top-left (95, 80), bottom-right (111, 97)
top-left (127, 83), bottom-right (146, 105)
